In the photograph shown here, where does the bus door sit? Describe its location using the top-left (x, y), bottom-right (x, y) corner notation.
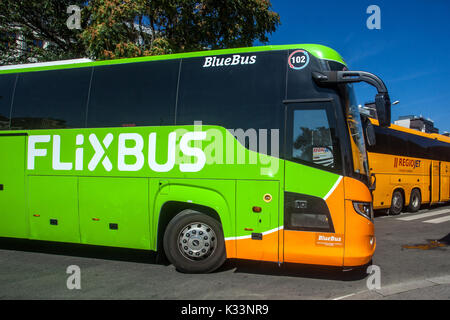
top-left (430, 161), bottom-right (440, 204)
top-left (440, 162), bottom-right (449, 202)
top-left (282, 101), bottom-right (345, 266)
top-left (235, 180), bottom-right (280, 262)
top-left (0, 135), bottom-right (28, 238)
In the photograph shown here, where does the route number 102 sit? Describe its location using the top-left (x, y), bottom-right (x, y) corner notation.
top-left (291, 56), bottom-right (306, 64)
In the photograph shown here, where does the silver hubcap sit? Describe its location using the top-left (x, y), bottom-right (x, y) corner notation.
top-left (178, 222), bottom-right (216, 261)
top-left (412, 194), bottom-right (419, 207)
top-left (393, 193), bottom-right (402, 211)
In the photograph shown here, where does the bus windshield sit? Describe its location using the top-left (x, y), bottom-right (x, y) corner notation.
top-left (346, 84), bottom-right (369, 177)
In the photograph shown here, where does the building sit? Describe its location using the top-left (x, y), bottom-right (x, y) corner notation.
top-left (358, 102), bottom-right (378, 120)
top-left (2, 22), bottom-right (153, 65)
top-left (1, 25), bottom-right (50, 64)
top-left (394, 115), bottom-right (439, 134)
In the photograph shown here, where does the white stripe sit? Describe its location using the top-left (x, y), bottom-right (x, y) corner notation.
top-left (332, 293), bottom-right (355, 300)
top-left (262, 226), bottom-right (283, 236)
top-left (424, 214), bottom-right (450, 224)
top-left (224, 226), bottom-right (283, 241)
top-left (323, 176), bottom-right (343, 201)
top-left (397, 209), bottom-right (450, 221)
top-left (427, 275), bottom-right (450, 284)
top-left (0, 58), bottom-right (93, 71)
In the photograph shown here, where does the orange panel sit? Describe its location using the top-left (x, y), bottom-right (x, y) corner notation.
top-left (225, 228), bottom-right (279, 262)
top-left (343, 177), bottom-right (372, 202)
top-left (341, 177), bottom-right (375, 266)
top-left (431, 161), bottom-right (440, 204)
top-left (343, 199), bottom-right (375, 266)
top-left (283, 177), bottom-right (345, 266)
top-left (283, 230), bottom-right (344, 266)
top-left (440, 162), bottom-right (450, 202)
top-left (225, 238), bottom-right (237, 258)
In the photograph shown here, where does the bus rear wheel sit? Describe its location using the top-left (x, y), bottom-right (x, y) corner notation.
top-left (408, 189), bottom-right (421, 213)
top-left (389, 190), bottom-right (403, 215)
top-left (163, 209), bottom-right (226, 273)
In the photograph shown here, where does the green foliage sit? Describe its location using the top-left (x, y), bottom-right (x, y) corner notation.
top-left (81, 0), bottom-right (148, 59)
top-left (146, 0), bottom-right (281, 51)
top-left (0, 0), bottom-right (280, 64)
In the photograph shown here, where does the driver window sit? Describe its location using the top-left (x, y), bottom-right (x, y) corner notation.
top-left (292, 108), bottom-right (335, 168)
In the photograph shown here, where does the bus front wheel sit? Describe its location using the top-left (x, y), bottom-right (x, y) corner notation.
top-left (389, 190), bottom-right (403, 215)
top-left (163, 209), bottom-right (226, 273)
top-left (408, 189), bottom-right (421, 213)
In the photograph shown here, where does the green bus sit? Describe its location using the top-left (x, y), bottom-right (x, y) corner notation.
top-left (0, 44), bottom-right (391, 273)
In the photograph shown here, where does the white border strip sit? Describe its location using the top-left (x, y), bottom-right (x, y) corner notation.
top-left (225, 226), bottom-right (283, 241)
top-left (0, 58), bottom-right (93, 71)
top-left (323, 176), bottom-right (343, 201)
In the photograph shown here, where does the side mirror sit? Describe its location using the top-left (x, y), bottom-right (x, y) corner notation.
top-left (363, 117), bottom-right (376, 146)
top-left (312, 70), bottom-right (392, 127)
top-left (375, 93), bottom-right (391, 127)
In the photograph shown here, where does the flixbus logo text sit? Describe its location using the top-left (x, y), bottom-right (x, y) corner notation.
top-left (27, 131), bottom-right (206, 173)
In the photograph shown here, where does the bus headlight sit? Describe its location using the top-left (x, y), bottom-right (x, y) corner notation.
top-left (353, 201), bottom-right (373, 221)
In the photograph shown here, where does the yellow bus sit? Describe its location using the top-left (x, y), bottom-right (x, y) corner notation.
top-left (366, 118), bottom-right (450, 215)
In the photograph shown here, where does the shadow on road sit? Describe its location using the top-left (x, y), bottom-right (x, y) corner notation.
top-left (216, 259), bottom-right (369, 281)
top-left (0, 237), bottom-right (369, 281)
top-left (0, 237), bottom-right (164, 265)
top-left (438, 233), bottom-right (450, 245)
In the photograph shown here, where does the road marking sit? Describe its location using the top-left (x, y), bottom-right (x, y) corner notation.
top-left (396, 209), bottom-right (450, 221)
top-left (424, 214), bottom-right (450, 224)
top-left (332, 275), bottom-right (450, 300)
top-left (427, 275), bottom-right (450, 285)
top-left (332, 293), bottom-right (355, 300)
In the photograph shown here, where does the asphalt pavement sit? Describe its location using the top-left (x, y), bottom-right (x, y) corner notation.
top-left (0, 204), bottom-right (449, 300)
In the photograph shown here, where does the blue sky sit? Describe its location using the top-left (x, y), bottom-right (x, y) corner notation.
top-left (262, 0), bottom-right (450, 133)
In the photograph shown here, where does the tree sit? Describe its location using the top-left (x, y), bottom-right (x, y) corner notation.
top-left (80, 0), bottom-right (154, 59)
top-left (0, 0), bottom-right (280, 64)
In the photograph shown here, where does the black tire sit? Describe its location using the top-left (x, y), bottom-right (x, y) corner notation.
top-left (408, 189), bottom-right (421, 213)
top-left (163, 209), bottom-right (226, 273)
top-left (389, 190), bottom-right (403, 215)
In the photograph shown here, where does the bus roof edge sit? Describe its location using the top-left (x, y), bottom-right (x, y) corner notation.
top-left (0, 44), bottom-right (346, 75)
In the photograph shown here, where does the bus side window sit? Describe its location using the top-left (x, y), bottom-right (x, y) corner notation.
top-left (176, 52), bottom-right (286, 149)
top-left (11, 68), bottom-right (91, 130)
top-left (87, 60), bottom-right (179, 128)
top-left (0, 74), bottom-right (16, 130)
top-left (292, 109), bottom-right (335, 168)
